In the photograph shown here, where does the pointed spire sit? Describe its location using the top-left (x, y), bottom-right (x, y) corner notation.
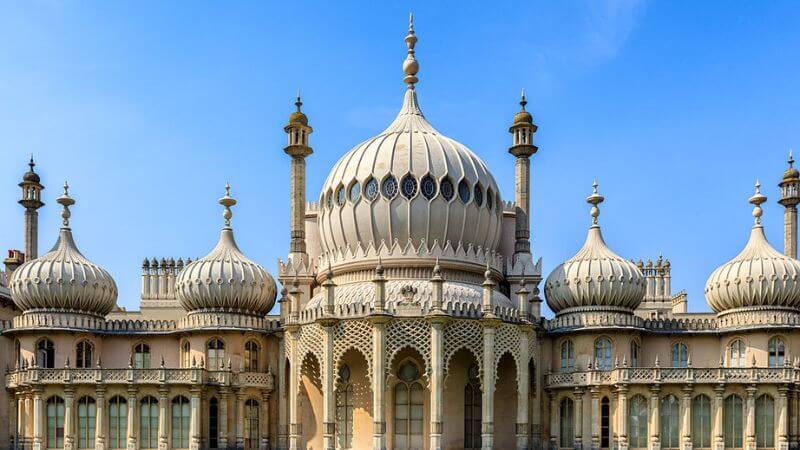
top-left (789, 149), bottom-right (795, 168)
top-left (587, 180), bottom-right (605, 227)
top-left (750, 180), bottom-right (767, 226)
top-left (403, 12), bottom-right (419, 89)
top-left (219, 182), bottom-right (236, 228)
top-left (57, 181), bottom-right (75, 227)
top-left (295, 90), bottom-right (302, 112)
top-left (520, 88), bottom-right (527, 110)
top-left (28, 154), bottom-right (35, 172)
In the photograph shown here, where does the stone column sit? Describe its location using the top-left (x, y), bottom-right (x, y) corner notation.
top-left (236, 391), bottom-right (245, 449)
top-left (158, 387), bottom-right (169, 450)
top-left (790, 388), bottom-right (799, 450)
top-left (713, 386), bottom-right (724, 450)
top-left (516, 328), bottom-right (531, 450)
top-left (31, 390), bottom-right (43, 450)
top-left (575, 388), bottom-right (584, 449)
top-left (780, 386), bottom-right (790, 450)
top-left (746, 386), bottom-right (757, 450)
top-left (17, 394), bottom-right (27, 450)
top-left (612, 390), bottom-right (619, 449)
top-left (321, 323), bottom-right (336, 450)
top-left (481, 320), bottom-right (499, 450)
top-left (371, 318), bottom-right (389, 450)
top-left (618, 385), bottom-right (629, 450)
top-left (63, 387), bottom-right (75, 450)
top-left (126, 387), bottom-right (137, 450)
top-left (189, 388), bottom-right (201, 450)
top-left (219, 388), bottom-right (229, 450)
top-left (785, 205), bottom-right (798, 258)
top-left (287, 328), bottom-right (301, 450)
top-left (681, 386), bottom-right (693, 450)
top-left (650, 386), bottom-right (660, 450)
top-left (591, 387), bottom-right (601, 450)
top-left (429, 318), bottom-right (446, 450)
top-left (96, 387), bottom-right (107, 450)
top-left (549, 391), bottom-right (558, 449)
top-left (260, 391), bottom-right (271, 450)
top-left (277, 333), bottom-right (287, 450)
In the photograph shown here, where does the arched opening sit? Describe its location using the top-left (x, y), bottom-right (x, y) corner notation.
top-left (494, 352), bottom-right (519, 450)
top-left (768, 337), bottom-right (785, 367)
top-left (77, 396), bottom-right (97, 449)
top-left (108, 396), bottom-right (128, 449)
top-left (755, 394), bottom-right (775, 449)
top-left (76, 340), bottom-right (93, 368)
top-left (724, 394), bottom-right (744, 449)
top-left (443, 347), bottom-right (481, 450)
top-left (692, 395), bottom-right (712, 449)
top-left (464, 364), bottom-right (482, 450)
top-left (393, 360), bottom-right (425, 450)
top-left (209, 397), bottom-right (219, 449)
top-left (171, 396), bottom-right (190, 449)
top-left (180, 340), bottom-right (191, 368)
top-left (629, 394), bottom-right (648, 449)
top-left (244, 340), bottom-right (260, 371)
top-left (46, 396), bottom-right (65, 449)
top-left (133, 343), bottom-right (150, 369)
top-left (140, 396), bottom-right (159, 449)
top-left (299, 352), bottom-right (323, 449)
top-left (37, 338), bottom-right (55, 368)
top-left (559, 397), bottom-right (574, 448)
top-left (661, 394), bottom-right (680, 449)
top-left (207, 337), bottom-right (226, 371)
top-left (244, 399), bottom-right (260, 450)
top-left (336, 348), bottom-right (372, 450)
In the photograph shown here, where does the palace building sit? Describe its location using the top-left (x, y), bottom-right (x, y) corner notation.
top-left (2, 14), bottom-right (800, 450)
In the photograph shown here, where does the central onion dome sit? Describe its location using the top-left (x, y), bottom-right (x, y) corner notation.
top-left (705, 183), bottom-right (800, 315)
top-left (545, 183), bottom-right (645, 316)
top-left (317, 17), bottom-right (502, 267)
top-left (176, 185), bottom-right (277, 316)
top-left (10, 183), bottom-right (118, 317)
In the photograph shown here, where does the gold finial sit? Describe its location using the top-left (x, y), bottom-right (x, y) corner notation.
top-left (403, 12), bottom-right (419, 89)
top-left (219, 182), bottom-right (237, 228)
top-left (587, 180), bottom-right (605, 226)
top-left (750, 180), bottom-right (767, 225)
top-left (56, 181), bottom-right (75, 227)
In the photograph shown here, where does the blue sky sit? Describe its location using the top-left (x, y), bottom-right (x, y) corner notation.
top-left (1, 1), bottom-right (799, 315)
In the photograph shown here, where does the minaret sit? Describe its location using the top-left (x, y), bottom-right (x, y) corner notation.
top-left (779, 151), bottom-right (800, 257)
top-left (284, 92), bottom-right (313, 263)
top-left (508, 90), bottom-right (538, 255)
top-left (18, 156), bottom-right (45, 261)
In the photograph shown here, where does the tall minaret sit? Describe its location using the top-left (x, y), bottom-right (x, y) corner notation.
top-left (284, 93), bottom-right (313, 263)
top-left (18, 156), bottom-right (45, 261)
top-left (779, 151), bottom-right (800, 257)
top-left (508, 90), bottom-right (538, 255)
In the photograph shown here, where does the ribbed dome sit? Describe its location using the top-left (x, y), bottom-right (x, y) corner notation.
top-left (10, 184), bottom-right (117, 317)
top-left (705, 184), bottom-right (800, 314)
top-left (175, 186), bottom-right (277, 316)
top-left (544, 184), bottom-right (645, 315)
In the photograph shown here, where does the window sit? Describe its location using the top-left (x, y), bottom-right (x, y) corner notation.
top-left (244, 399), bottom-right (260, 450)
top-left (601, 397), bottom-right (610, 448)
top-left (660, 395), bottom-right (680, 449)
top-left (724, 395), bottom-right (744, 449)
top-left (400, 175), bottom-right (417, 199)
top-left (755, 395), bottom-right (774, 448)
top-left (133, 343), bottom-right (151, 369)
top-left (487, 188), bottom-right (494, 211)
top-left (769, 337), bottom-right (785, 367)
top-left (349, 182), bottom-right (361, 203)
top-left (458, 180), bottom-right (471, 204)
top-left (207, 338), bottom-right (225, 371)
top-left (729, 340), bottom-right (746, 368)
top-left (325, 191), bottom-right (333, 209)
top-left (440, 178), bottom-right (454, 201)
top-left (244, 340), bottom-right (260, 372)
top-left (47, 396), bottom-right (65, 449)
top-left (629, 395), bottom-right (648, 449)
top-left (420, 175), bottom-right (436, 200)
top-left (76, 340), bottom-right (93, 368)
top-left (692, 395), bottom-right (712, 449)
top-left (364, 178), bottom-right (378, 201)
top-left (630, 340), bottom-right (641, 367)
top-left (672, 342), bottom-right (688, 368)
top-left (37, 338), bottom-right (55, 368)
top-left (464, 364), bottom-right (482, 450)
top-left (559, 398), bottom-right (574, 448)
top-left (595, 338), bottom-right (613, 370)
top-left (337, 365), bottom-right (354, 449)
top-left (336, 186), bottom-right (346, 206)
top-left (209, 398), bottom-right (219, 449)
top-left (140, 396), bottom-right (159, 449)
top-left (109, 396), bottom-right (128, 449)
top-left (393, 361), bottom-right (424, 450)
top-left (473, 184), bottom-right (483, 207)
top-left (181, 341), bottom-right (191, 368)
top-left (381, 176), bottom-right (398, 199)
top-left (171, 396), bottom-right (190, 449)
top-left (77, 396), bottom-right (96, 449)
top-left (560, 340), bottom-right (575, 371)
top-left (14, 339), bottom-right (20, 368)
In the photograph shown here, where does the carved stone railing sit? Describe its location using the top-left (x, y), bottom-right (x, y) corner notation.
top-left (6, 368), bottom-right (275, 391)
top-left (545, 366), bottom-right (797, 389)
top-left (295, 302), bottom-right (525, 325)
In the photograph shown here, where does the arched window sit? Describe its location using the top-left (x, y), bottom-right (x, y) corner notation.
top-left (77, 396), bottom-right (96, 449)
top-left (660, 395), bottom-right (680, 449)
top-left (473, 184), bottom-right (483, 207)
top-left (601, 397), bottom-right (610, 448)
top-left (349, 182), bottom-right (361, 203)
top-left (393, 361), bottom-right (424, 450)
top-left (692, 395), bottom-right (713, 449)
top-left (724, 395), bottom-right (744, 449)
top-left (14, 339), bottom-right (20, 368)
top-left (561, 340), bottom-right (575, 371)
top-left (420, 175), bottom-right (436, 200)
top-left (440, 178), bottom-right (454, 202)
top-left (464, 364), bottom-right (482, 450)
top-left (400, 175), bottom-right (418, 199)
top-left (46, 396), bottom-right (65, 449)
top-left (364, 178), bottom-right (378, 201)
top-left (140, 396), bottom-right (159, 449)
top-left (180, 341), bottom-right (190, 369)
top-left (458, 180), bottom-right (471, 204)
top-left (209, 398), bottom-right (219, 449)
top-left (755, 394), bottom-right (775, 448)
top-left (337, 365), bottom-right (354, 449)
top-left (382, 175), bottom-right (398, 199)
top-left (559, 397), bottom-right (574, 448)
top-left (629, 395), bottom-right (648, 449)
top-left (207, 338), bottom-right (225, 371)
top-left (37, 338), bottom-right (55, 368)
top-left (729, 339), bottom-right (746, 368)
top-left (133, 343), bottom-right (150, 369)
top-left (769, 337), bottom-right (785, 367)
top-left (672, 342), bottom-right (688, 368)
top-left (595, 338), bottom-right (613, 370)
top-left (630, 340), bottom-right (641, 367)
top-left (76, 340), bottom-right (93, 368)
top-left (244, 340), bottom-right (260, 372)
top-left (171, 396), bottom-right (190, 449)
top-left (244, 399), bottom-right (260, 450)
top-left (108, 396), bottom-right (128, 449)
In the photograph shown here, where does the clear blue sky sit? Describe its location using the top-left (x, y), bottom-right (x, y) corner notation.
top-left (1, 1), bottom-right (799, 316)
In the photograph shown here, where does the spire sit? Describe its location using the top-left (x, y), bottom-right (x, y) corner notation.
top-left (403, 13), bottom-right (419, 90)
top-left (28, 154), bottom-right (35, 172)
top-left (750, 180), bottom-right (767, 226)
top-left (587, 180), bottom-right (605, 227)
top-left (520, 89), bottom-right (527, 110)
top-left (295, 90), bottom-right (302, 112)
top-left (57, 181), bottom-right (75, 228)
top-left (219, 182), bottom-right (236, 228)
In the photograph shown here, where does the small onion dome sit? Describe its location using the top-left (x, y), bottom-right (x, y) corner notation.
top-left (513, 90), bottom-right (534, 125)
top-left (10, 182), bottom-right (118, 316)
top-left (287, 94), bottom-right (308, 126)
top-left (176, 184), bottom-right (277, 316)
top-left (705, 182), bottom-right (800, 314)
top-left (783, 151), bottom-right (799, 180)
top-left (545, 182), bottom-right (645, 315)
top-left (21, 156), bottom-right (41, 184)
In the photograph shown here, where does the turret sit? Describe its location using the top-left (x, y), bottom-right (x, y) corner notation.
top-left (18, 156), bottom-right (45, 261)
top-left (779, 151), bottom-right (800, 258)
top-left (508, 90), bottom-right (538, 255)
top-left (284, 93), bottom-right (313, 263)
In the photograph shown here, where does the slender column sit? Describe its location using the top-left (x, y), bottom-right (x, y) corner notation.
top-left (219, 388), bottom-right (229, 450)
top-left (31, 389), bottom-right (43, 450)
top-left (780, 386), bottom-right (790, 450)
top-left (126, 387), bottom-right (137, 450)
top-left (549, 392), bottom-right (558, 449)
top-left (618, 385), bottom-right (629, 450)
top-left (63, 387), bottom-right (75, 450)
top-left (713, 386), bottom-right (725, 450)
top-left (10, 394), bottom-right (18, 450)
top-left (591, 387), bottom-right (601, 450)
top-left (612, 390), bottom-right (619, 449)
top-left (277, 333), bottom-right (287, 450)
top-left (236, 391), bottom-right (245, 449)
top-left (287, 329), bottom-right (301, 450)
top-left (575, 388), bottom-right (584, 449)
top-left (189, 388), bottom-right (201, 450)
top-left (158, 387), bottom-right (169, 450)
top-left (746, 386), bottom-right (757, 450)
top-left (18, 394), bottom-right (27, 450)
top-left (481, 322), bottom-right (498, 450)
top-left (96, 387), bottom-right (107, 450)
top-left (429, 320), bottom-right (445, 450)
top-left (516, 329), bottom-right (531, 450)
top-left (791, 389), bottom-right (799, 450)
top-left (260, 392), bottom-right (270, 450)
top-left (321, 323), bottom-right (336, 450)
top-left (785, 205), bottom-right (798, 258)
top-left (650, 386), bottom-right (660, 450)
top-left (681, 386), bottom-right (693, 450)
top-left (371, 318), bottom-right (388, 450)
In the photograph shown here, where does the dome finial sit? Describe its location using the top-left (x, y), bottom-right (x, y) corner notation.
top-left (219, 182), bottom-right (237, 228)
top-left (403, 12), bottom-right (419, 90)
top-left (520, 88), bottom-right (527, 110)
top-left (789, 149), bottom-right (795, 168)
top-left (28, 154), bottom-right (35, 172)
top-left (295, 90), bottom-right (302, 112)
top-left (56, 181), bottom-right (75, 227)
top-left (587, 180), bottom-right (605, 227)
top-left (750, 180), bottom-right (767, 226)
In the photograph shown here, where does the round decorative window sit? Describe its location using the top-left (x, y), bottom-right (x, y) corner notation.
top-left (325, 191), bottom-right (333, 209)
top-left (349, 182), bottom-right (361, 203)
top-left (473, 184), bottom-right (483, 207)
top-left (382, 176), bottom-right (398, 199)
top-left (458, 180), bottom-right (471, 204)
top-left (364, 178), bottom-right (378, 201)
top-left (339, 364), bottom-right (351, 383)
top-left (420, 175), bottom-right (436, 200)
top-left (486, 188), bottom-right (494, 211)
top-left (336, 186), bottom-right (346, 206)
top-left (398, 361), bottom-right (419, 382)
top-left (400, 175), bottom-right (418, 199)
top-left (440, 178), bottom-right (454, 201)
